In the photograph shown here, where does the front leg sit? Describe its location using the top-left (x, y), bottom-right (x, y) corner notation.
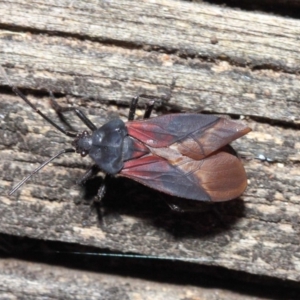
top-left (95, 175), bottom-right (109, 203)
top-left (77, 165), bottom-right (109, 204)
top-left (77, 164), bottom-right (100, 185)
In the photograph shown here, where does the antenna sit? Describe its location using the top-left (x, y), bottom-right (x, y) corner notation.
top-left (0, 66), bottom-right (77, 137)
top-left (0, 66), bottom-right (79, 194)
top-left (9, 148), bottom-right (75, 195)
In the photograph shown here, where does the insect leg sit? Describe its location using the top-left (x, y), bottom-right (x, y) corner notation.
top-left (0, 67), bottom-right (78, 138)
top-left (49, 92), bottom-right (97, 131)
top-left (128, 96), bottom-right (139, 121)
top-left (128, 95), bottom-right (155, 120)
top-left (85, 175), bottom-right (109, 225)
top-left (143, 100), bottom-right (155, 119)
top-left (127, 78), bottom-right (176, 121)
top-left (16, 88), bottom-right (79, 137)
top-left (77, 164), bottom-right (100, 185)
top-left (96, 175), bottom-right (110, 202)
top-left (77, 164), bottom-right (107, 203)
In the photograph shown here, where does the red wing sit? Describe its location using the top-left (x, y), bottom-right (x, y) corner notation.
top-left (126, 114), bottom-right (251, 160)
top-left (119, 148), bottom-right (248, 202)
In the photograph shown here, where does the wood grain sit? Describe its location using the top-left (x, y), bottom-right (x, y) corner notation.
top-left (0, 0), bottom-right (300, 294)
top-left (1, 257), bottom-right (278, 300)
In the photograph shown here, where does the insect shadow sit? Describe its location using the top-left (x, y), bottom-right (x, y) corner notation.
top-left (82, 175), bottom-right (245, 239)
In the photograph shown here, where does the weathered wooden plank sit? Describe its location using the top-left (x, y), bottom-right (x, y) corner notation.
top-left (205, 0), bottom-right (300, 10)
top-left (0, 0), bottom-right (300, 123)
top-left (0, 32), bottom-right (299, 124)
top-left (0, 258), bottom-right (277, 300)
top-left (1, 79), bottom-right (299, 282)
top-left (0, 0), bottom-right (299, 288)
top-left (1, 0), bottom-right (300, 72)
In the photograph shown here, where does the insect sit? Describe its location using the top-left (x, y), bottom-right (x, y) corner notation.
top-left (6, 77), bottom-right (251, 202)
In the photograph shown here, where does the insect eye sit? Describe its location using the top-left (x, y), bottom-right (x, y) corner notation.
top-left (81, 151), bottom-right (88, 157)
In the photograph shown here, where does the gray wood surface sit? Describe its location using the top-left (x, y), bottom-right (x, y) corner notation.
top-left (0, 258), bottom-right (274, 300)
top-left (0, 0), bottom-right (300, 297)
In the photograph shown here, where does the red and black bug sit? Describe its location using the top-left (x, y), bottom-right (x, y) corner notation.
top-left (7, 78), bottom-right (251, 202)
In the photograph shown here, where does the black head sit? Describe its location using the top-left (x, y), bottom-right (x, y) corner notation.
top-left (73, 130), bottom-right (93, 157)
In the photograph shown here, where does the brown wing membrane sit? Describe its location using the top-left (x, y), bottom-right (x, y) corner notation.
top-left (183, 147), bottom-right (248, 202)
top-left (120, 147), bottom-right (248, 202)
top-left (126, 114), bottom-right (251, 160)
